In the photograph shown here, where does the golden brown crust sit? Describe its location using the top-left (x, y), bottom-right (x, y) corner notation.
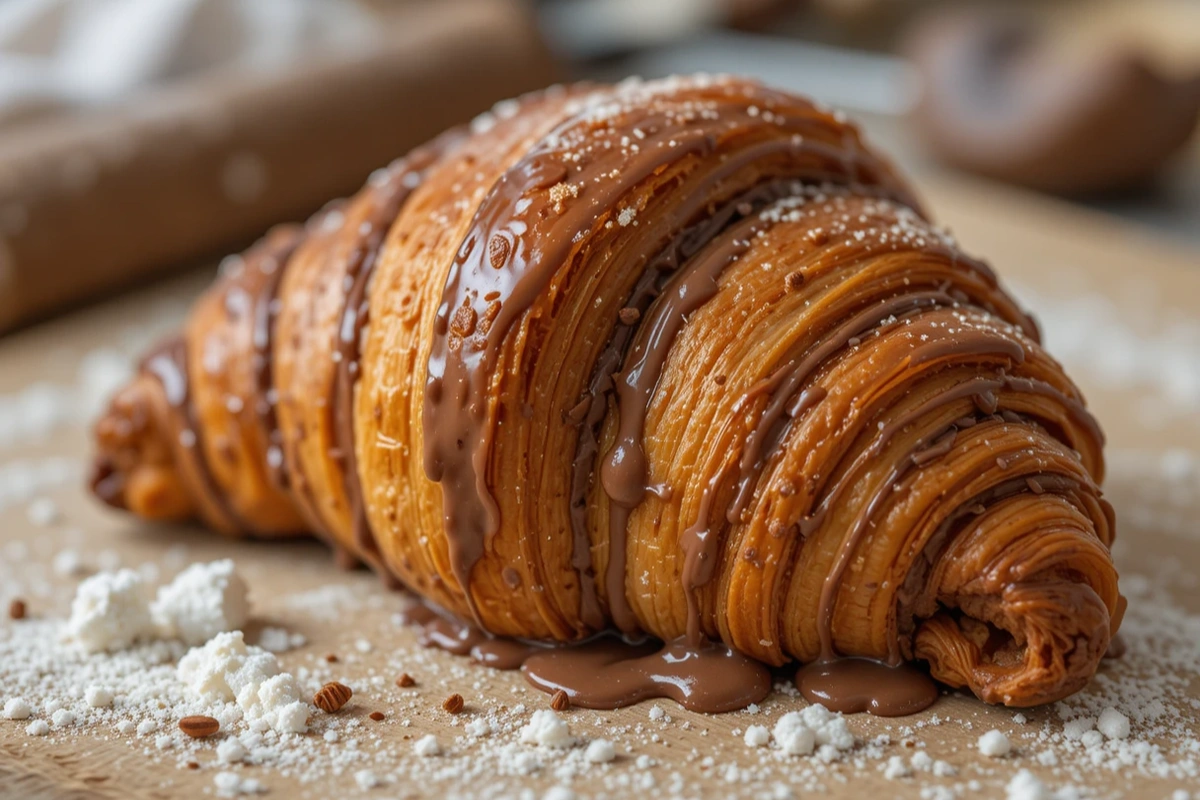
top-left (90, 76), bottom-right (1120, 708)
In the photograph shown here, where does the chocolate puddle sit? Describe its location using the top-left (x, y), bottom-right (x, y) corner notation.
top-left (795, 658), bottom-right (938, 717)
top-left (401, 601), bottom-right (771, 712)
top-left (522, 637), bottom-right (772, 713)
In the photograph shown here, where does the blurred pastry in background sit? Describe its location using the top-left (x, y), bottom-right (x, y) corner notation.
top-left (905, 7), bottom-right (1200, 196)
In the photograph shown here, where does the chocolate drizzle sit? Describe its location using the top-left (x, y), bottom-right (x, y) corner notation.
top-left (571, 178), bottom-right (833, 634)
top-left (142, 337), bottom-right (242, 533)
top-left (249, 228), bottom-right (307, 490)
top-left (423, 79), bottom-right (918, 625)
top-left (331, 133), bottom-right (463, 560)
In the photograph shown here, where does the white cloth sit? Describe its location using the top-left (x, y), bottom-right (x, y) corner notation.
top-left (0, 0), bottom-right (380, 122)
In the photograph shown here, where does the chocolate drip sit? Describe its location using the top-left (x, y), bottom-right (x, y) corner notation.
top-left (679, 291), bottom-right (954, 642)
top-left (331, 134), bottom-right (462, 560)
top-left (400, 602), bottom-right (545, 669)
top-left (142, 337), bottom-right (241, 533)
top-left (422, 79), bottom-right (918, 624)
top-left (572, 178), bottom-right (828, 634)
top-left (800, 370), bottom-right (1100, 548)
top-left (600, 200), bottom-right (797, 635)
top-left (248, 228), bottom-right (307, 490)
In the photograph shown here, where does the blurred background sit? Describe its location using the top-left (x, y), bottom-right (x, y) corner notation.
top-left (0, 0), bottom-right (1196, 333)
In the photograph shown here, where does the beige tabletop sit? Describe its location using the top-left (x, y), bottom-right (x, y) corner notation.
top-left (0, 168), bottom-right (1198, 799)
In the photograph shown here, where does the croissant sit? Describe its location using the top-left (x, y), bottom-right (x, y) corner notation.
top-left (90, 75), bottom-right (1121, 714)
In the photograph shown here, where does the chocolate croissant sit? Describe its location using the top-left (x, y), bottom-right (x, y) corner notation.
top-left (91, 76), bottom-right (1121, 712)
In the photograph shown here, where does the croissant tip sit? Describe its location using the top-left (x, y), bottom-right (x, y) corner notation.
top-left (89, 455), bottom-right (128, 511)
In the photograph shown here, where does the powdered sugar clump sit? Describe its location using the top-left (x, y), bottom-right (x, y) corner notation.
top-left (152, 559), bottom-right (248, 646)
top-left (65, 561), bottom-right (250, 653)
top-left (3, 698), bottom-right (32, 719)
top-left (177, 631), bottom-right (308, 734)
top-left (978, 729), bottom-right (1012, 757)
top-left (65, 568), bottom-right (155, 652)
top-left (772, 704), bottom-right (854, 760)
top-left (413, 734), bottom-right (441, 757)
top-left (1097, 708), bottom-right (1131, 740)
top-left (743, 724), bottom-right (770, 748)
top-left (772, 712), bottom-right (816, 756)
top-left (1006, 768), bottom-right (1049, 800)
top-left (519, 710), bottom-right (576, 749)
top-left (584, 738), bottom-right (616, 763)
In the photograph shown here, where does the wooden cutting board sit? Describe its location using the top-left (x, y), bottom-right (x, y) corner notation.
top-left (0, 166), bottom-right (1197, 799)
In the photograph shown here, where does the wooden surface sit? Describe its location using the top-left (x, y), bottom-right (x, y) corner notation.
top-left (0, 169), bottom-right (1198, 799)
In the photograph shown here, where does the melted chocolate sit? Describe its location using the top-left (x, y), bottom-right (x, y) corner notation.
top-left (572, 177), bottom-right (829, 634)
top-left (331, 132), bottom-right (463, 559)
top-left (422, 79), bottom-right (918, 625)
top-left (796, 658), bottom-right (938, 716)
top-left (142, 337), bottom-right (241, 533)
top-left (247, 227), bottom-right (306, 490)
top-left (401, 599), bottom-right (769, 712)
top-left (680, 291), bottom-right (955, 642)
top-left (523, 636), bottom-right (771, 712)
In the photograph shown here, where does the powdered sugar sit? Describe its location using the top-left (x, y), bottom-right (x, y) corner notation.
top-left (152, 559), bottom-right (248, 645)
top-left (520, 710), bottom-right (576, 749)
top-left (177, 631), bottom-right (308, 734)
top-left (978, 729), bottom-right (1012, 757)
top-left (3, 697), bottom-right (32, 719)
top-left (65, 568), bottom-right (155, 652)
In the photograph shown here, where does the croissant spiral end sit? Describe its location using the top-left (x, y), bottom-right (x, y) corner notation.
top-left (88, 75), bottom-right (1121, 713)
top-left (92, 376), bottom-right (196, 523)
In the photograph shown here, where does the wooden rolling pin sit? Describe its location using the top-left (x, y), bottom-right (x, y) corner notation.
top-left (0, 0), bottom-right (556, 332)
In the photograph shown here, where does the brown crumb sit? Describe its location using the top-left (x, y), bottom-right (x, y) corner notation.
top-left (785, 271), bottom-right (805, 292)
top-left (618, 307), bottom-right (641, 325)
top-left (178, 716), bottom-right (220, 738)
top-left (442, 693), bottom-right (464, 714)
top-left (8, 598), bottom-right (26, 620)
top-left (396, 673), bottom-right (416, 688)
top-left (550, 690), bottom-right (570, 711)
top-left (369, 711), bottom-right (385, 722)
top-left (314, 682), bottom-right (353, 713)
top-left (324, 653), bottom-right (339, 663)
top-left (186, 761), bottom-right (200, 771)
